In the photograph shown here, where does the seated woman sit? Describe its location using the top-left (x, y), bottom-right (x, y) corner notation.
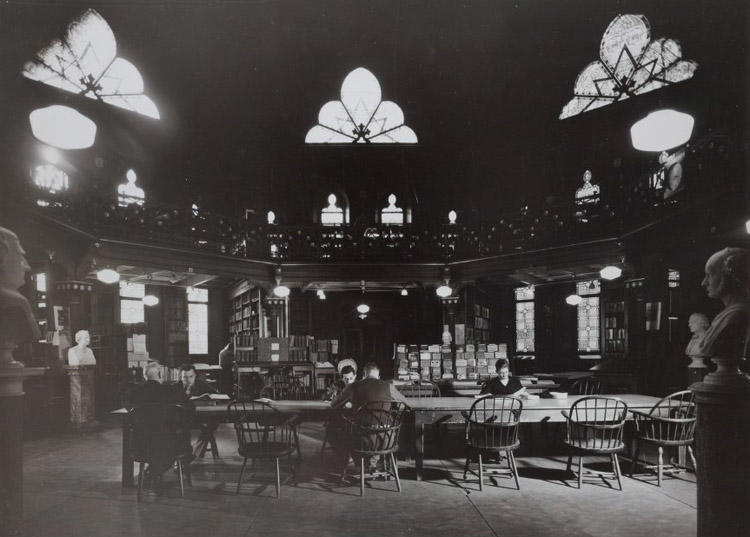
top-left (479, 358), bottom-right (527, 397)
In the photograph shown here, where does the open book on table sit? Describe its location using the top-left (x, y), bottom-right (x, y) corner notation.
top-left (189, 393), bottom-right (231, 401)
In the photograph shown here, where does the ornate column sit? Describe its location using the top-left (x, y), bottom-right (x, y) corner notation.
top-left (63, 364), bottom-right (98, 430)
top-left (692, 360), bottom-right (750, 536)
top-left (0, 343), bottom-right (44, 537)
top-left (265, 297), bottom-right (287, 338)
top-left (440, 295), bottom-right (460, 376)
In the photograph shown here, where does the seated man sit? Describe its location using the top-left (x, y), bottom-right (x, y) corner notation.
top-left (131, 362), bottom-right (169, 407)
top-left (175, 363), bottom-right (218, 401)
top-left (323, 365), bottom-right (357, 401)
top-left (331, 362), bottom-right (408, 409)
top-left (479, 358), bottom-right (527, 397)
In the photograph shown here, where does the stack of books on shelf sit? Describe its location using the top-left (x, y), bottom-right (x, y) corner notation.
top-left (395, 343), bottom-right (453, 381)
top-left (458, 343), bottom-right (507, 380)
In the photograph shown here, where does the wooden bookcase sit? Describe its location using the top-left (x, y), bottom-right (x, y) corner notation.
top-left (603, 300), bottom-right (627, 359)
top-left (230, 282), bottom-right (266, 363)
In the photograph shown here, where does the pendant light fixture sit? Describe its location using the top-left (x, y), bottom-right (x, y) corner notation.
top-left (630, 109), bottom-right (694, 152)
top-left (29, 105), bottom-right (97, 149)
top-left (436, 266), bottom-right (453, 297)
top-left (272, 266), bottom-right (290, 297)
top-left (600, 266), bottom-right (623, 281)
top-left (566, 294), bottom-right (583, 306)
top-left (96, 268), bottom-right (120, 284)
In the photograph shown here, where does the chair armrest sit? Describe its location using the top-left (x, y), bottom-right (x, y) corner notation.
top-left (629, 409), bottom-right (651, 419)
top-left (460, 410), bottom-right (470, 420)
top-left (561, 409), bottom-right (570, 420)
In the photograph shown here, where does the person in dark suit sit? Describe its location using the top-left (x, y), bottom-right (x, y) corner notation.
top-left (130, 362), bottom-right (169, 407)
top-left (331, 362), bottom-right (408, 409)
top-left (479, 359), bottom-right (527, 396)
top-left (175, 363), bottom-right (217, 400)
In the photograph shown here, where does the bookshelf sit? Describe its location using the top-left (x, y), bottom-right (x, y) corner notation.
top-left (230, 283), bottom-right (266, 363)
top-left (603, 300), bottom-right (627, 359)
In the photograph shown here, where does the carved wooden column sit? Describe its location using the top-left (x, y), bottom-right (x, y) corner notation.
top-left (63, 364), bottom-right (98, 429)
top-left (692, 360), bottom-right (750, 536)
top-left (0, 344), bottom-right (44, 537)
top-left (265, 297), bottom-right (287, 338)
top-left (440, 295), bottom-right (459, 375)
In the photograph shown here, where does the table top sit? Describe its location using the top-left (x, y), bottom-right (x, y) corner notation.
top-left (113, 394), bottom-right (659, 416)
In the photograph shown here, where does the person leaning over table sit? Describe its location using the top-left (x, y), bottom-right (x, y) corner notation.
top-left (174, 363), bottom-right (218, 400)
top-left (330, 362), bottom-right (409, 409)
top-left (322, 365), bottom-right (357, 401)
top-left (479, 358), bottom-right (528, 397)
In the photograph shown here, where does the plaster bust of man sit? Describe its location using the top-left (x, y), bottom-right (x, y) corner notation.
top-left (0, 227), bottom-right (41, 355)
top-left (68, 329), bottom-right (97, 366)
top-left (698, 248), bottom-right (749, 366)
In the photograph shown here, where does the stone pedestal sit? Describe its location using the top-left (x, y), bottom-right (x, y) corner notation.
top-left (0, 361), bottom-right (45, 537)
top-left (687, 357), bottom-right (708, 385)
top-left (63, 365), bottom-right (98, 430)
top-left (692, 368), bottom-right (750, 537)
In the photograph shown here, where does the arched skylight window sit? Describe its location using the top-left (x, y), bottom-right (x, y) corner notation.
top-left (381, 194), bottom-right (404, 225)
top-left (560, 14), bottom-right (697, 119)
top-left (306, 67), bottom-right (417, 144)
top-left (32, 164), bottom-right (69, 194)
top-left (22, 9), bottom-right (160, 119)
top-left (117, 169), bottom-right (145, 207)
top-left (321, 194), bottom-right (344, 226)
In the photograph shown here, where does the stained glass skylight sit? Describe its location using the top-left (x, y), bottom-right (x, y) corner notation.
top-left (381, 194), bottom-right (404, 225)
top-left (560, 14), bottom-right (697, 119)
top-left (22, 9), bottom-right (160, 119)
top-left (306, 67), bottom-right (417, 144)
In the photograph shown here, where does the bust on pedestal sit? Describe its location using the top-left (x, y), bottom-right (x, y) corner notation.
top-left (65, 330), bottom-right (98, 429)
top-left (0, 226), bottom-right (45, 537)
top-left (691, 247), bottom-right (750, 537)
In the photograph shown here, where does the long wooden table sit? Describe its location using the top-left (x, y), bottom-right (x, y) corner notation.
top-left (114, 394), bottom-right (660, 485)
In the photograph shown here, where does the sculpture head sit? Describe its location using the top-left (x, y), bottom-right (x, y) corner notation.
top-left (583, 170), bottom-right (592, 184)
top-left (74, 330), bottom-right (90, 347)
top-left (688, 313), bottom-right (710, 335)
top-left (702, 247), bottom-right (748, 302)
top-left (0, 227), bottom-right (30, 291)
top-left (659, 151), bottom-right (669, 165)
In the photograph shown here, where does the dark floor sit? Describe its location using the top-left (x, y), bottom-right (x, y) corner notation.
top-left (22, 420), bottom-right (696, 537)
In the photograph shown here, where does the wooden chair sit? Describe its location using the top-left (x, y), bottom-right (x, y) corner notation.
top-left (228, 401), bottom-right (298, 498)
top-left (129, 403), bottom-right (194, 501)
top-left (629, 390), bottom-right (697, 486)
top-left (569, 377), bottom-right (602, 395)
top-left (562, 396), bottom-right (628, 490)
top-left (341, 401), bottom-right (407, 496)
top-left (461, 396), bottom-right (523, 490)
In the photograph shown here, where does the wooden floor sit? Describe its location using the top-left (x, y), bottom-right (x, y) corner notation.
top-left (22, 419), bottom-right (696, 537)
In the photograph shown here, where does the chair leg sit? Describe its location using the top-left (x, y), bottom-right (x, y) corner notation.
top-left (390, 453), bottom-right (402, 493)
top-left (612, 453), bottom-right (623, 491)
top-left (185, 465), bottom-right (192, 486)
top-left (275, 457), bottom-right (281, 499)
top-left (209, 435), bottom-right (219, 460)
top-left (509, 451), bottom-right (520, 490)
top-left (177, 459), bottom-right (185, 498)
top-left (137, 462), bottom-right (144, 502)
top-left (288, 453), bottom-right (297, 483)
top-left (577, 456), bottom-right (583, 489)
top-left (630, 445), bottom-right (641, 477)
top-left (294, 427), bottom-right (302, 460)
top-left (321, 426), bottom-right (329, 453)
top-left (360, 457), bottom-right (365, 497)
top-left (478, 452), bottom-right (483, 491)
top-left (566, 453), bottom-right (573, 474)
top-left (688, 445), bottom-right (697, 471)
top-left (236, 457), bottom-right (248, 495)
top-left (657, 446), bottom-right (663, 487)
top-left (463, 455), bottom-right (471, 481)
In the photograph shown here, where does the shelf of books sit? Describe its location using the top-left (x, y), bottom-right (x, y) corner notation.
top-left (394, 342), bottom-right (508, 381)
top-left (603, 300), bottom-right (627, 359)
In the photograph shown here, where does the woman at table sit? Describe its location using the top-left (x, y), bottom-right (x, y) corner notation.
top-left (479, 359), bottom-right (527, 397)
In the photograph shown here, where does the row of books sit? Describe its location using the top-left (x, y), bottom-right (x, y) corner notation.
top-left (234, 335), bottom-right (339, 364)
top-left (394, 343), bottom-right (509, 381)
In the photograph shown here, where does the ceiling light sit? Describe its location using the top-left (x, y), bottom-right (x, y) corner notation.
top-left (436, 285), bottom-right (453, 298)
top-left (745, 219), bottom-right (750, 234)
top-left (96, 268), bottom-right (120, 284)
top-left (142, 295), bottom-right (159, 307)
top-left (317, 290), bottom-right (326, 300)
top-left (566, 294), bottom-right (583, 306)
top-left (600, 266), bottom-right (623, 280)
top-left (358, 313), bottom-right (368, 320)
top-left (273, 285), bottom-right (290, 298)
top-left (356, 303), bottom-right (370, 314)
top-left (267, 210), bottom-right (276, 224)
top-left (401, 288), bottom-right (408, 296)
top-left (29, 105), bottom-right (97, 149)
top-left (448, 210), bottom-right (457, 224)
top-left (630, 109), bottom-right (694, 152)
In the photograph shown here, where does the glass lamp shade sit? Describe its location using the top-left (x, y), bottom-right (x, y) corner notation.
top-left (29, 105), bottom-right (97, 149)
top-left (566, 294), bottom-right (583, 306)
top-left (436, 285), bottom-right (453, 298)
top-left (273, 285), bottom-right (290, 298)
top-left (745, 219), bottom-right (750, 234)
top-left (630, 110), bottom-right (694, 152)
top-left (317, 290), bottom-right (326, 300)
top-left (356, 303), bottom-right (370, 314)
top-left (142, 295), bottom-right (159, 306)
top-left (448, 210), bottom-right (457, 224)
top-left (96, 268), bottom-right (120, 284)
top-left (401, 288), bottom-right (409, 296)
top-left (600, 266), bottom-right (623, 280)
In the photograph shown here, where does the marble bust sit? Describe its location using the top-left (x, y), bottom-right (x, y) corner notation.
top-left (698, 247), bottom-right (749, 383)
top-left (685, 312), bottom-right (710, 368)
top-left (0, 226), bottom-right (41, 367)
top-left (68, 329), bottom-right (97, 366)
